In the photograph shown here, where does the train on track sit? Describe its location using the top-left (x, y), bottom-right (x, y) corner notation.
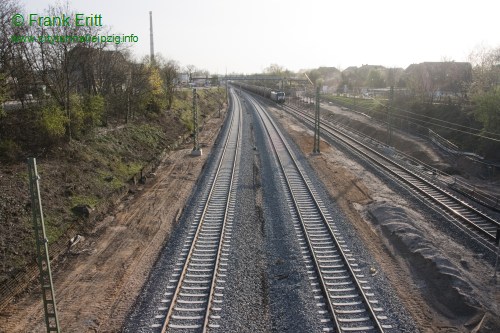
top-left (232, 81), bottom-right (285, 103)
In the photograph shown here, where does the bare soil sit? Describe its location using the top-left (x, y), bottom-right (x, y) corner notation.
top-left (1, 99), bottom-right (498, 333)
top-left (269, 106), bottom-right (500, 333)
top-left (319, 103), bottom-right (500, 196)
top-left (0, 114), bottom-right (225, 333)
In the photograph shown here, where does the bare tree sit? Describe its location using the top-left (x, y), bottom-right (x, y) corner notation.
top-left (185, 64), bottom-right (197, 82)
top-left (264, 63), bottom-right (286, 76)
top-left (468, 46), bottom-right (500, 95)
top-left (21, 2), bottom-right (106, 140)
top-left (161, 60), bottom-right (179, 110)
top-left (0, 0), bottom-right (32, 104)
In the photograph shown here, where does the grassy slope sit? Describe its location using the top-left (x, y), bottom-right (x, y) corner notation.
top-left (322, 95), bottom-right (495, 157)
top-left (0, 88), bottom-right (225, 288)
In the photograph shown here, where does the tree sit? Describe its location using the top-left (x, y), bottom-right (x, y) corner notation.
top-left (1, 0), bottom-right (35, 105)
top-left (0, 0), bottom-right (20, 79)
top-left (474, 86), bottom-right (500, 133)
top-left (0, 0), bottom-right (31, 142)
top-left (306, 69), bottom-right (321, 86)
top-left (210, 75), bottom-right (219, 86)
top-left (264, 64), bottom-right (286, 76)
top-left (472, 86), bottom-right (500, 158)
top-left (20, 2), bottom-right (106, 140)
top-left (40, 101), bottom-right (67, 139)
top-left (468, 46), bottom-right (500, 95)
top-left (366, 69), bottom-right (385, 88)
top-left (157, 58), bottom-right (179, 110)
top-left (144, 64), bottom-right (166, 113)
top-left (185, 64), bottom-right (197, 82)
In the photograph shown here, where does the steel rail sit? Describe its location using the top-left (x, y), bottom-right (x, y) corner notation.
top-left (160, 88), bottom-right (242, 332)
top-left (201, 90), bottom-right (242, 332)
top-left (248, 94), bottom-right (388, 332)
top-left (284, 103), bottom-right (500, 249)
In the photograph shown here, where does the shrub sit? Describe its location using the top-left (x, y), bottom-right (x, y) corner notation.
top-left (69, 94), bottom-right (85, 138)
top-left (83, 94), bottom-right (104, 129)
top-left (68, 94), bottom-right (105, 138)
top-left (40, 102), bottom-right (68, 139)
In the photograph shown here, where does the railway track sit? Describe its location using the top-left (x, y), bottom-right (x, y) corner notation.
top-left (248, 94), bottom-right (391, 332)
top-left (152, 88), bottom-right (242, 332)
top-left (282, 102), bottom-right (500, 252)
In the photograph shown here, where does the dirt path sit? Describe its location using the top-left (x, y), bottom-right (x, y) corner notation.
top-left (0, 115), bottom-right (225, 333)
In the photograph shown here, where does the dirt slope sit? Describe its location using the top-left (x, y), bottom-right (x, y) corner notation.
top-left (0, 114), bottom-right (225, 333)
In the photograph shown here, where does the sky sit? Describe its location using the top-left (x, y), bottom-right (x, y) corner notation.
top-left (19, 0), bottom-right (500, 74)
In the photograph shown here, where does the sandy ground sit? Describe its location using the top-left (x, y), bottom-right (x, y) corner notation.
top-left (269, 106), bottom-right (500, 333)
top-left (0, 114), bottom-right (225, 333)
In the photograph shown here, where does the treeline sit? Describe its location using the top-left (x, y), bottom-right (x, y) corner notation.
top-left (268, 50), bottom-right (500, 159)
top-left (0, 1), bottom-right (208, 162)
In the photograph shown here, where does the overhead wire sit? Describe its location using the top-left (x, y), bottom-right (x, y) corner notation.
top-left (353, 98), bottom-right (500, 142)
top-left (370, 98), bottom-right (500, 137)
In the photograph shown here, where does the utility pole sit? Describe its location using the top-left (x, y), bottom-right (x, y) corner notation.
top-left (303, 72), bottom-right (320, 154)
top-left (387, 85), bottom-right (394, 146)
top-left (191, 88), bottom-right (202, 156)
top-left (27, 158), bottom-right (61, 333)
top-left (313, 85), bottom-right (321, 154)
top-left (225, 68), bottom-right (228, 106)
top-left (304, 86), bottom-right (307, 107)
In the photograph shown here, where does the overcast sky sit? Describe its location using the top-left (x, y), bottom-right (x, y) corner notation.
top-left (20, 0), bottom-right (500, 74)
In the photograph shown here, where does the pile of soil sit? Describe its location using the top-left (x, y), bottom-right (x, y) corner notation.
top-left (271, 104), bottom-right (500, 332)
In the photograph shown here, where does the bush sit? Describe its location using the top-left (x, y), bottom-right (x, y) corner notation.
top-left (83, 95), bottom-right (104, 129)
top-left (69, 94), bottom-right (85, 138)
top-left (40, 102), bottom-right (68, 139)
top-left (69, 94), bottom-right (105, 138)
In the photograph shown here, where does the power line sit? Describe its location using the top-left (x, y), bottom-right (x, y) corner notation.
top-left (364, 101), bottom-right (500, 142)
top-left (370, 98), bottom-right (500, 137)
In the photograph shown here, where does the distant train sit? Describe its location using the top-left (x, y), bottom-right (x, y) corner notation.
top-left (270, 90), bottom-right (285, 103)
top-left (232, 81), bottom-right (285, 104)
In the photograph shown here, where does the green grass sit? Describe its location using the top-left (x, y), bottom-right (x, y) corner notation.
top-left (113, 160), bottom-right (143, 179)
top-left (42, 215), bottom-right (66, 243)
top-left (324, 95), bottom-right (382, 111)
top-left (98, 171), bottom-right (125, 189)
top-left (130, 124), bottom-right (164, 147)
top-left (70, 195), bottom-right (100, 208)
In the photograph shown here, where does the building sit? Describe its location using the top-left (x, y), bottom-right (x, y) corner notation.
top-left (404, 62), bottom-right (472, 99)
